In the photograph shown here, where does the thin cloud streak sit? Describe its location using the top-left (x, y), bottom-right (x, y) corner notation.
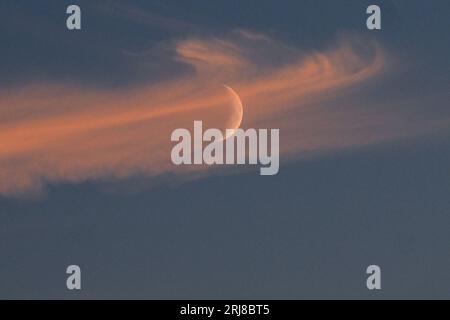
top-left (1, 31), bottom-right (432, 196)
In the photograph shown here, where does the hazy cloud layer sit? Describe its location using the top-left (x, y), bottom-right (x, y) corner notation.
top-left (1, 31), bottom-right (445, 196)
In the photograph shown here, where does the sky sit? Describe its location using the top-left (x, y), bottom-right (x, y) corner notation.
top-left (0, 0), bottom-right (449, 299)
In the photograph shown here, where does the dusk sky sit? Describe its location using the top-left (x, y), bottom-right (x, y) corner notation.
top-left (1, 0), bottom-right (449, 299)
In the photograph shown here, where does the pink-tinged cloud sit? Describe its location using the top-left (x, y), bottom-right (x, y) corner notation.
top-left (2, 31), bottom-right (440, 196)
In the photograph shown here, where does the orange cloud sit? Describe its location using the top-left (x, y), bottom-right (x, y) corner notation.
top-left (0, 32), bottom-right (396, 195)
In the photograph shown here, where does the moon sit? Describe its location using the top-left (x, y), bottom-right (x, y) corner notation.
top-left (223, 85), bottom-right (243, 140)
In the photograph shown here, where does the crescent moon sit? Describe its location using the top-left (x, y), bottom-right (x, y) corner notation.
top-left (223, 85), bottom-right (243, 140)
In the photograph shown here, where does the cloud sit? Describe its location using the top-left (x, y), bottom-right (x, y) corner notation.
top-left (2, 31), bottom-right (443, 196)
top-left (94, 0), bottom-right (199, 33)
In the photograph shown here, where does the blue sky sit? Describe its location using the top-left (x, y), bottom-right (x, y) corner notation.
top-left (0, 0), bottom-right (449, 298)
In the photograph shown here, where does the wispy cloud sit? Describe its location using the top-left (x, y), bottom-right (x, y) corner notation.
top-left (2, 31), bottom-right (443, 196)
top-left (94, 0), bottom-right (198, 33)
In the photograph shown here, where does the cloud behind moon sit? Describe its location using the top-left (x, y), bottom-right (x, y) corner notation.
top-left (1, 31), bottom-right (445, 196)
